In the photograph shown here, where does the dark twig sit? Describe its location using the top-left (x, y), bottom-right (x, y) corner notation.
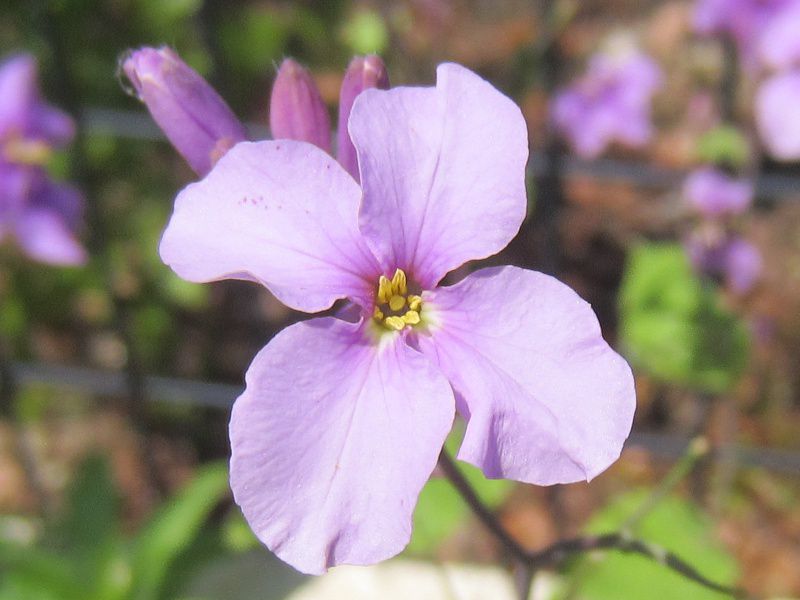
top-left (437, 448), bottom-right (748, 600)
top-left (526, 533), bottom-right (750, 598)
top-left (436, 449), bottom-right (530, 562)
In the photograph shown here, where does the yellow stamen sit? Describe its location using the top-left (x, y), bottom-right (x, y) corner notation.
top-left (391, 269), bottom-right (407, 295)
top-left (402, 310), bottom-right (420, 325)
top-left (384, 316), bottom-right (406, 331)
top-left (377, 275), bottom-right (393, 304)
top-left (372, 268), bottom-right (424, 332)
top-left (388, 294), bottom-right (406, 312)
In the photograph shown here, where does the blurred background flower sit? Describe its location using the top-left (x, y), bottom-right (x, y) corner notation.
top-left (0, 53), bottom-right (85, 265)
top-left (551, 37), bottom-right (662, 158)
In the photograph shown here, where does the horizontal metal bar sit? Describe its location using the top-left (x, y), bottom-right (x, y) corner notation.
top-left (81, 107), bottom-right (800, 202)
top-left (9, 360), bottom-right (800, 475)
top-left (12, 361), bottom-right (241, 410)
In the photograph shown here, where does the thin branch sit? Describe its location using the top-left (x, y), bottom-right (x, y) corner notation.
top-left (527, 533), bottom-right (750, 599)
top-left (621, 436), bottom-right (710, 532)
top-left (436, 449), bottom-right (529, 563)
top-left (437, 448), bottom-right (749, 600)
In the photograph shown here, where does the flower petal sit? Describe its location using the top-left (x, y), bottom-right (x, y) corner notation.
top-left (414, 266), bottom-right (635, 485)
top-left (15, 207), bottom-right (86, 266)
top-left (159, 140), bottom-right (381, 312)
top-left (756, 72), bottom-right (800, 161)
top-left (230, 317), bottom-right (454, 574)
top-left (350, 63), bottom-right (528, 288)
top-left (0, 54), bottom-right (74, 147)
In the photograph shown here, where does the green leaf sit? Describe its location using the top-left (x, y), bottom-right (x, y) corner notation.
top-left (619, 243), bottom-right (750, 392)
top-left (407, 426), bottom-right (513, 554)
top-left (221, 510), bottom-right (260, 554)
top-left (696, 126), bottom-right (750, 168)
top-left (0, 541), bottom-right (83, 600)
top-left (130, 462), bottom-right (230, 600)
top-left (60, 454), bottom-right (129, 600)
top-left (568, 490), bottom-right (738, 600)
top-left (62, 454), bottom-right (119, 557)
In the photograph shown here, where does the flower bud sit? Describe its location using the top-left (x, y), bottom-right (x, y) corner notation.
top-left (337, 55), bottom-right (389, 181)
top-left (122, 47), bottom-right (247, 176)
top-left (269, 59), bottom-right (331, 152)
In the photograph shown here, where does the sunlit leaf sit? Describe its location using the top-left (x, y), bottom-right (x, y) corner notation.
top-left (619, 243), bottom-right (749, 392)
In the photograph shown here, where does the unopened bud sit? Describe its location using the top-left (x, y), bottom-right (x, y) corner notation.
top-left (269, 59), bottom-right (331, 152)
top-left (122, 47), bottom-right (247, 176)
top-left (337, 55), bottom-right (389, 181)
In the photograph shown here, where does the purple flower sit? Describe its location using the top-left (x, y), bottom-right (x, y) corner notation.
top-left (755, 71), bottom-right (800, 160)
top-left (122, 47), bottom-right (248, 176)
top-left (683, 167), bottom-right (753, 217)
top-left (686, 230), bottom-right (761, 294)
top-left (552, 48), bottom-right (662, 158)
top-left (0, 54), bottom-right (74, 153)
top-left (0, 54), bottom-right (85, 266)
top-left (692, 0), bottom-right (790, 68)
top-left (159, 63), bottom-right (636, 574)
top-left (758, 1), bottom-right (800, 70)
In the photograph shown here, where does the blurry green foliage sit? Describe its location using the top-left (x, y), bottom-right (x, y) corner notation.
top-left (0, 456), bottom-right (231, 600)
top-left (341, 9), bottom-right (389, 55)
top-left (218, 6), bottom-right (291, 82)
top-left (566, 490), bottom-right (738, 600)
top-left (408, 424), bottom-right (513, 554)
top-left (619, 243), bottom-right (749, 393)
top-left (696, 126), bottom-right (750, 169)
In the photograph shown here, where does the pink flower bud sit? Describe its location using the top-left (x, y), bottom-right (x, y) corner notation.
top-left (337, 55), bottom-right (389, 181)
top-left (269, 59), bottom-right (331, 152)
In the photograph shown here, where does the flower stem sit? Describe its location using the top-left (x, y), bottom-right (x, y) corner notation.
top-left (436, 448), bottom-right (750, 600)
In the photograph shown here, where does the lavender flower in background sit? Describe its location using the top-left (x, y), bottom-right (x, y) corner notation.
top-left (551, 45), bottom-right (662, 159)
top-left (159, 63), bottom-right (636, 574)
top-left (758, 0), bottom-right (800, 70)
top-left (0, 53), bottom-right (85, 266)
top-left (683, 167), bottom-right (761, 294)
top-left (683, 167), bottom-right (753, 217)
top-left (755, 71), bottom-right (800, 161)
top-left (123, 47), bottom-right (390, 181)
top-left (692, 0), bottom-right (790, 69)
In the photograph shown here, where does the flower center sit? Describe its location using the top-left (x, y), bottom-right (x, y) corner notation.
top-left (2, 136), bottom-right (52, 166)
top-left (373, 268), bottom-right (423, 331)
